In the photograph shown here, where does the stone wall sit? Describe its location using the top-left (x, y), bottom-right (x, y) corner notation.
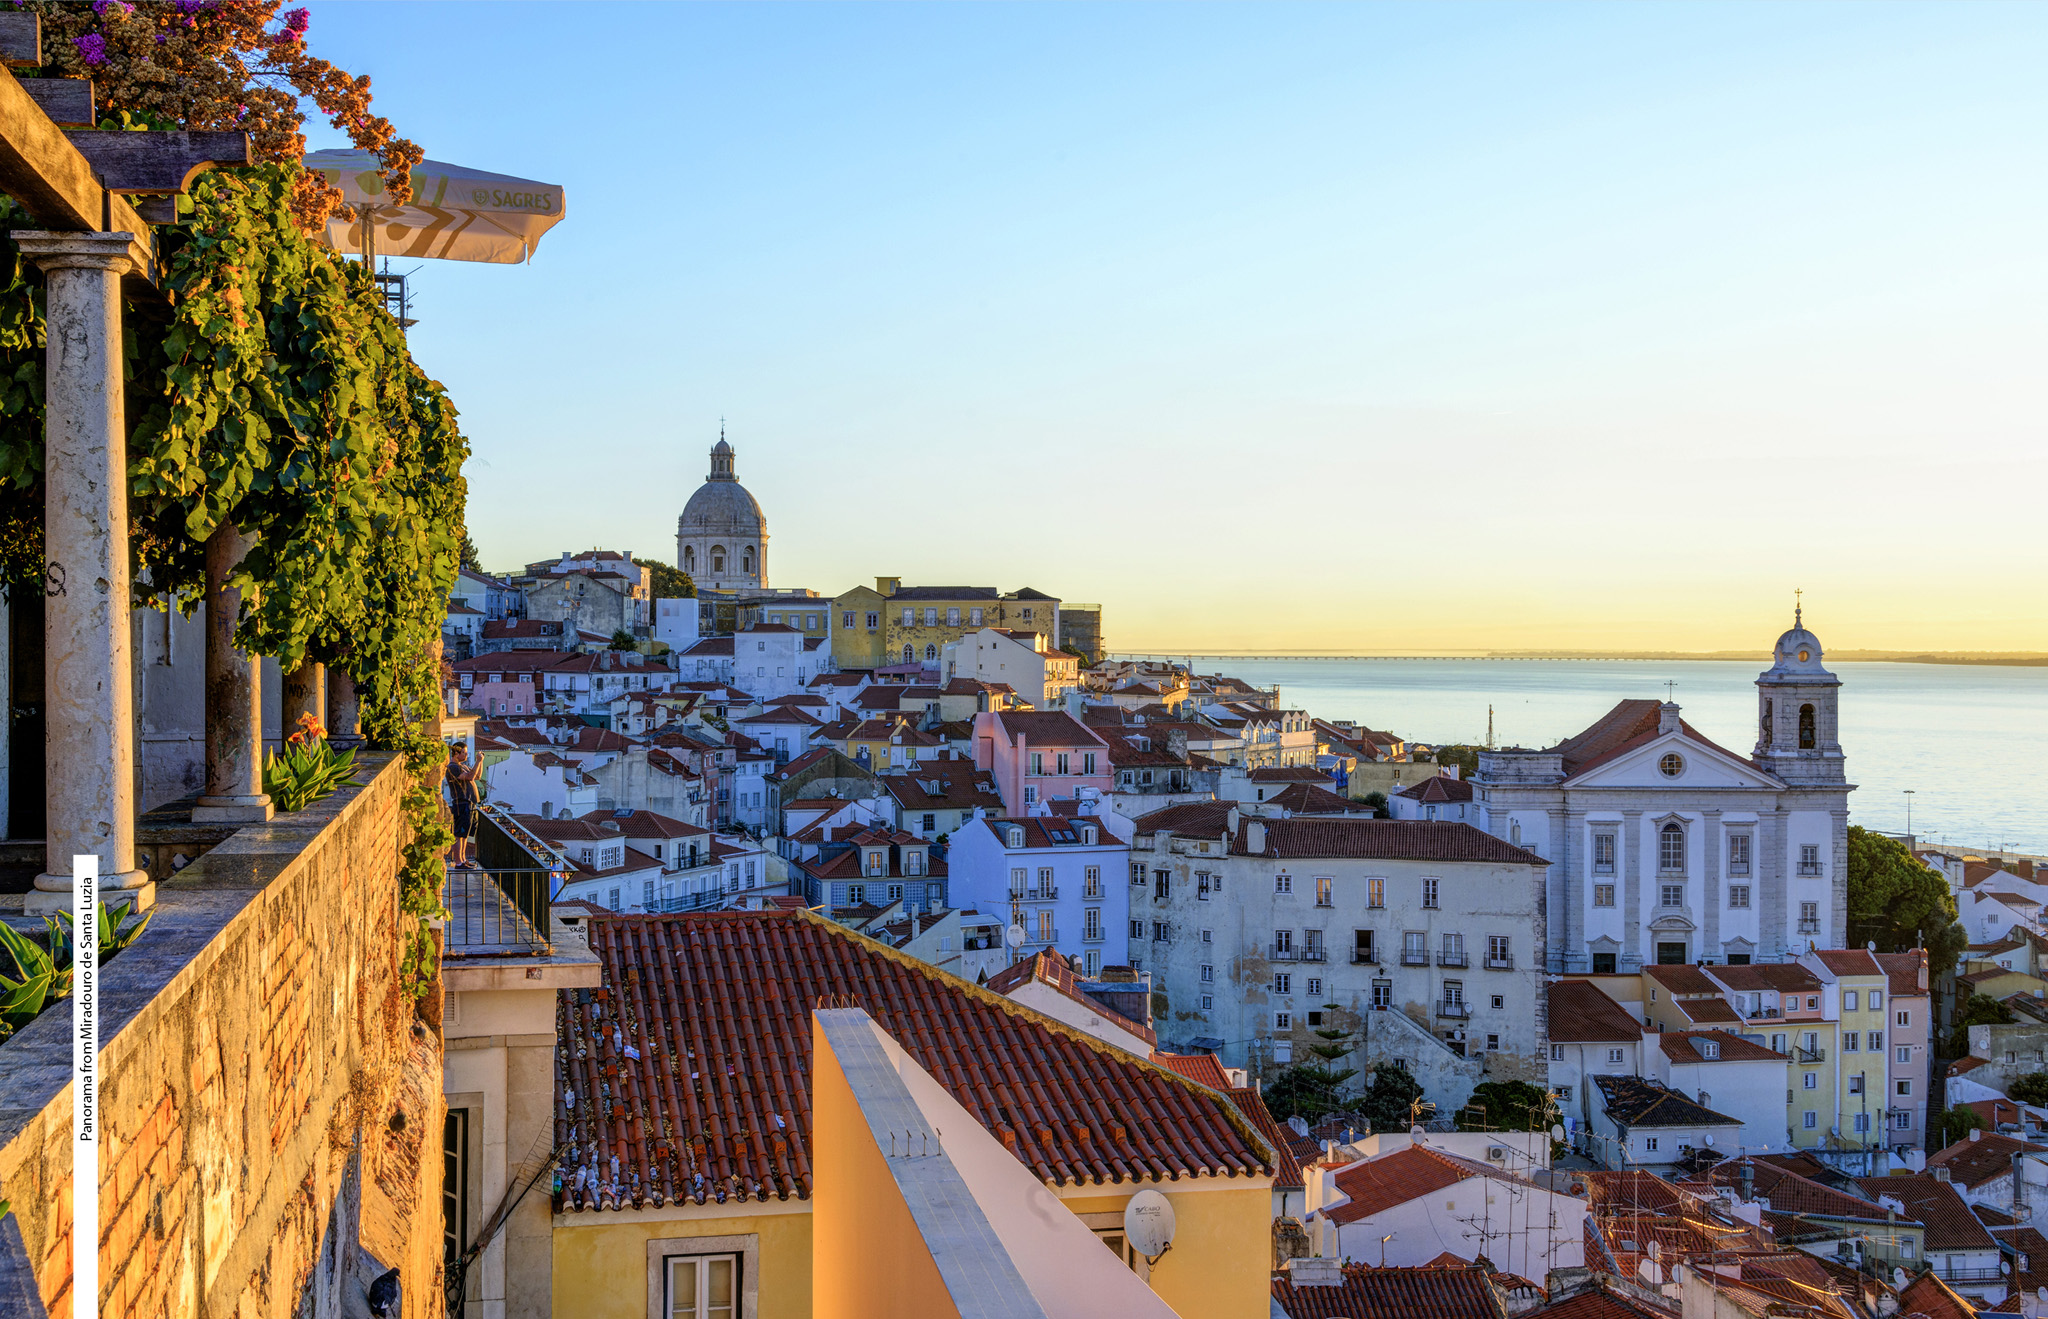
top-left (0, 752), bottom-right (444, 1319)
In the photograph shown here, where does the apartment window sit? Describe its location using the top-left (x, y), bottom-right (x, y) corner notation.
top-left (1129, 919), bottom-right (1143, 939)
top-left (1275, 874), bottom-right (1293, 894)
top-left (1422, 877), bottom-right (1439, 909)
top-left (1843, 1032), bottom-right (1859, 1052)
top-left (1491, 995), bottom-right (1505, 1010)
top-left (1084, 866), bottom-right (1101, 897)
top-left (1200, 995), bottom-right (1213, 1012)
top-left (1552, 1044), bottom-right (1565, 1061)
top-left (1084, 908), bottom-right (1102, 941)
top-left (1084, 950), bottom-right (1100, 975)
top-left (1201, 964), bottom-right (1214, 983)
top-left (1367, 877), bottom-right (1385, 909)
top-left (1806, 996), bottom-right (1819, 1010)
top-left (1853, 1113), bottom-right (1871, 1134)
top-left (1659, 884), bottom-right (1686, 908)
top-left (901, 607), bottom-right (914, 626)
top-left (1799, 901), bottom-right (1819, 929)
top-left (1728, 884), bottom-right (1751, 908)
top-left (1896, 1010), bottom-right (1910, 1027)
top-left (1593, 884), bottom-right (1615, 907)
top-left (1729, 833), bottom-right (1752, 876)
top-left (1056, 753), bottom-right (1070, 776)
top-left (1152, 922), bottom-right (1169, 942)
top-left (608, 888), bottom-right (622, 910)
top-left (1275, 973), bottom-right (1292, 995)
top-left (1275, 1012), bottom-right (1291, 1030)
top-left (842, 610), bottom-right (855, 629)
top-left (1307, 977), bottom-right (1323, 996)
top-left (1130, 862), bottom-right (1145, 885)
top-left (1308, 1012), bottom-right (1325, 1027)
top-left (1029, 752), bottom-right (1044, 777)
top-left (1316, 876), bottom-right (1333, 907)
top-left (1803, 1111), bottom-right (1817, 1129)
top-left (1607, 1048), bottom-right (1625, 1065)
top-left (1897, 1080), bottom-right (1912, 1097)
top-left (1037, 910), bottom-right (1055, 941)
top-left (1848, 1074), bottom-right (1864, 1093)
top-left (1845, 990), bottom-right (1859, 1011)
top-left (1200, 928), bottom-right (1213, 943)
top-left (1593, 832), bottom-right (1616, 875)
top-left (1274, 929), bottom-right (1294, 955)
top-left (1196, 872), bottom-right (1212, 901)
top-left (1036, 867), bottom-right (1054, 894)
top-left (1800, 843), bottom-right (1822, 876)
top-left (923, 608), bottom-right (938, 626)
top-left (1154, 869), bottom-right (1170, 900)
top-left (663, 1252), bottom-right (740, 1319)
top-left (1372, 981), bottom-right (1392, 1010)
top-left (887, 883), bottom-right (904, 903)
top-left (1870, 991), bottom-right (1882, 1010)
top-left (1443, 980), bottom-right (1464, 1006)
top-left (947, 607), bottom-right (960, 627)
top-left (1487, 935), bottom-right (1511, 968)
top-left (1803, 1072), bottom-right (1818, 1090)
top-left (1403, 931), bottom-right (1427, 963)
top-left (970, 608), bottom-right (983, 626)
top-left (1644, 1136), bottom-right (1659, 1152)
top-left (1486, 1034), bottom-right (1500, 1052)
top-left (1658, 823), bottom-right (1685, 873)
top-left (1896, 1046), bottom-right (1912, 1064)
top-left (865, 611), bottom-right (879, 630)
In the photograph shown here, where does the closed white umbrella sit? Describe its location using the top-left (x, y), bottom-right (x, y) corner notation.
top-left (304, 148), bottom-right (565, 264)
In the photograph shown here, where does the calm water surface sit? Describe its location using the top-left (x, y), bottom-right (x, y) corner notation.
top-left (1176, 659), bottom-right (2048, 854)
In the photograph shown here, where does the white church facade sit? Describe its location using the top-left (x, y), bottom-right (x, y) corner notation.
top-left (1475, 610), bottom-right (1852, 972)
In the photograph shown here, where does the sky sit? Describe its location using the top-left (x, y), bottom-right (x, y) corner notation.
top-left (304, 2), bottom-right (2048, 655)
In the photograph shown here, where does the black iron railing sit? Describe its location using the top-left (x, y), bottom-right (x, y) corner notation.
top-left (444, 868), bottom-right (555, 954)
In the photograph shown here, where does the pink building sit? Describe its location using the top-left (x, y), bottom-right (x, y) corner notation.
top-left (971, 711), bottom-right (1113, 815)
top-left (452, 653), bottom-right (554, 717)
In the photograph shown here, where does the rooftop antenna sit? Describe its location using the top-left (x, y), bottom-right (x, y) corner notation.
top-left (1664, 681), bottom-right (1676, 702)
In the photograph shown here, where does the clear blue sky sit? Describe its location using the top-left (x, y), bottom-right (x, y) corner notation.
top-left (306, 2), bottom-right (2048, 653)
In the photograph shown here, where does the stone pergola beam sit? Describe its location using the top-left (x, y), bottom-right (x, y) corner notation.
top-left (61, 130), bottom-right (250, 195)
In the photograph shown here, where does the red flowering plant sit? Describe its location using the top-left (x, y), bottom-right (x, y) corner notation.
top-left (262, 710), bottom-right (359, 811)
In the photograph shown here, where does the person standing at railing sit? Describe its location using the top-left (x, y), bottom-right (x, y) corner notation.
top-left (447, 742), bottom-right (481, 870)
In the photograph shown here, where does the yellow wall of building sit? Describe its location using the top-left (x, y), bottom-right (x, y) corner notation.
top-left (1060, 1186), bottom-right (1274, 1319)
top-left (552, 1209), bottom-right (814, 1319)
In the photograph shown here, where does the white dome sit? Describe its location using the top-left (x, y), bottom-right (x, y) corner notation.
top-left (679, 478), bottom-right (764, 536)
top-left (1761, 608), bottom-right (1832, 679)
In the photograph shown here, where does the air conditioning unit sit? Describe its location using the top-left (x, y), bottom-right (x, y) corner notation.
top-left (1486, 1146), bottom-right (1509, 1162)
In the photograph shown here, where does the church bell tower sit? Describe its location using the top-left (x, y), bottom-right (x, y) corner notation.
top-left (1753, 601), bottom-right (1845, 787)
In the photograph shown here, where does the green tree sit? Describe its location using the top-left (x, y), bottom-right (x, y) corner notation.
top-left (1263, 1064), bottom-right (1353, 1125)
top-left (609, 629), bottom-right (636, 651)
top-left (1432, 745), bottom-right (1480, 778)
top-left (1354, 1061), bottom-right (1430, 1133)
top-left (1847, 825), bottom-right (1966, 978)
top-left (1361, 791), bottom-right (1390, 817)
top-left (1457, 1081), bottom-right (1551, 1133)
top-left (1950, 993), bottom-right (2017, 1055)
top-left (1939, 1105), bottom-right (1987, 1145)
top-left (459, 532), bottom-right (482, 573)
top-left (635, 556), bottom-right (696, 599)
top-left (2011, 1073), bottom-right (2048, 1106)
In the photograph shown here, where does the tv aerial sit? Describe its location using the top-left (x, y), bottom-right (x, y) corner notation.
top-left (1124, 1189), bottom-right (1177, 1265)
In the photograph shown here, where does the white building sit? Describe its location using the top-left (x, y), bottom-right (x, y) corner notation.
top-left (676, 623), bottom-right (823, 701)
top-left (944, 627), bottom-right (1079, 709)
top-left (1545, 979), bottom-right (1649, 1141)
top-left (1644, 1029), bottom-right (1789, 1155)
top-left (948, 814), bottom-right (1132, 976)
top-left (1126, 803), bottom-right (1548, 1111)
top-left (1589, 1074), bottom-right (1744, 1173)
top-left (1475, 611), bottom-right (1853, 972)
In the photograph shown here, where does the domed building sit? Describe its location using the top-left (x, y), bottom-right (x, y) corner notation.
top-left (676, 435), bottom-right (767, 592)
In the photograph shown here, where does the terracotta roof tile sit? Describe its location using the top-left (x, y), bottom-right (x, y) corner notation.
top-left (555, 912), bottom-right (1271, 1211)
top-left (1927, 1131), bottom-right (2048, 1189)
top-left (1701, 1159), bottom-right (1896, 1222)
top-left (1272, 1262), bottom-right (1509, 1319)
top-left (1149, 1051), bottom-right (1230, 1089)
top-left (1396, 775), bottom-right (1476, 804)
top-left (1896, 1270), bottom-right (1979, 1319)
top-left (1658, 1030), bottom-right (1785, 1063)
top-left (1531, 1284), bottom-right (1678, 1319)
top-left (1266, 782), bottom-right (1373, 816)
top-left (1323, 1145), bottom-right (1529, 1224)
top-left (1855, 1175), bottom-right (1998, 1251)
top-left (1233, 818), bottom-right (1549, 865)
top-left (1547, 981), bottom-right (1644, 1043)
top-left (986, 949), bottom-right (1155, 1046)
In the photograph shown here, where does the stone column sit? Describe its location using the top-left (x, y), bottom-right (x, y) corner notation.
top-left (327, 666), bottom-right (363, 747)
top-left (192, 522), bottom-right (273, 823)
top-left (1621, 810), bottom-right (1643, 970)
top-left (1558, 806), bottom-right (1584, 974)
top-left (281, 660), bottom-right (325, 738)
top-left (1761, 807), bottom-right (1789, 961)
top-left (12, 232), bottom-right (151, 912)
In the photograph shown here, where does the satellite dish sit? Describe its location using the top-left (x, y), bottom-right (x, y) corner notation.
top-left (1124, 1189), bottom-right (1176, 1259)
top-left (1410, 1126), bottom-right (1425, 1137)
top-left (1004, 924), bottom-right (1026, 949)
top-left (1552, 1124), bottom-right (1566, 1142)
top-left (1892, 1268), bottom-right (1908, 1289)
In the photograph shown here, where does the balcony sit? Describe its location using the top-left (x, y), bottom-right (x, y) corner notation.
top-left (1485, 955), bottom-right (1515, 971)
top-left (1797, 1046), bottom-right (1826, 1063)
top-left (1437, 950), bottom-right (1469, 968)
top-left (1010, 887), bottom-right (1058, 902)
top-left (1798, 920), bottom-right (1822, 935)
top-left (1799, 862), bottom-right (1824, 877)
top-left (1352, 950), bottom-right (1380, 966)
top-left (1299, 947), bottom-right (1328, 963)
top-left (1935, 1268), bottom-right (2004, 1284)
top-left (1401, 949), bottom-right (1431, 966)
top-left (1437, 1000), bottom-right (1471, 1020)
top-left (1025, 928), bottom-right (1061, 945)
top-left (1082, 928), bottom-right (1105, 943)
top-left (444, 867), bottom-right (556, 954)
top-left (1270, 945), bottom-right (1299, 961)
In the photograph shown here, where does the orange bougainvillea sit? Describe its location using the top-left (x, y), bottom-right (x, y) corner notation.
top-left (27, 0), bottom-right (422, 233)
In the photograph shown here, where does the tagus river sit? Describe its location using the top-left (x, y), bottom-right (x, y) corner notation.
top-left (1146, 658), bottom-right (2048, 856)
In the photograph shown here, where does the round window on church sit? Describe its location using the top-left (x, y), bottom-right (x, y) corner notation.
top-left (1659, 753), bottom-right (1685, 778)
top-left (1797, 648), bottom-right (1811, 662)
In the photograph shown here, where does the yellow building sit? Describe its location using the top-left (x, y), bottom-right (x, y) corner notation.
top-left (552, 910), bottom-right (1276, 1318)
top-left (1806, 949), bottom-right (1902, 1151)
top-left (831, 577), bottom-right (1063, 673)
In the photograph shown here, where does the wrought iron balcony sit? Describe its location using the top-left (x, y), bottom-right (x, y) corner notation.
top-left (1799, 862), bottom-right (1824, 877)
top-left (1270, 945), bottom-right (1299, 961)
top-left (1437, 951), bottom-right (1469, 968)
top-left (1299, 947), bottom-right (1327, 963)
top-left (1485, 955), bottom-right (1514, 970)
top-left (1401, 949), bottom-right (1431, 966)
top-left (1352, 950), bottom-right (1380, 966)
top-left (1437, 1000), bottom-right (1470, 1019)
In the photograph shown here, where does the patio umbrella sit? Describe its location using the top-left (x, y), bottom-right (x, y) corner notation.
top-left (304, 149), bottom-right (566, 264)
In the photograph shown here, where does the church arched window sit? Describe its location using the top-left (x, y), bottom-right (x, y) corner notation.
top-left (711, 545), bottom-right (726, 574)
top-left (1760, 697), bottom-right (1771, 743)
top-left (681, 545), bottom-right (695, 573)
top-left (742, 546), bottom-right (755, 575)
top-left (1659, 822), bottom-right (1686, 873)
top-left (923, 644), bottom-right (937, 661)
top-left (1798, 704), bottom-right (1816, 749)
top-left (902, 645), bottom-right (914, 664)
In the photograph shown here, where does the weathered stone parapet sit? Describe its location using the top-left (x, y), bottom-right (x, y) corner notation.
top-left (11, 231), bottom-right (150, 913)
top-left (0, 752), bottom-right (445, 1319)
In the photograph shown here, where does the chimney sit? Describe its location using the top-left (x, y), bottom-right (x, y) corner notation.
top-left (1287, 1257), bottom-right (1344, 1288)
top-left (1971, 1129), bottom-right (1983, 1142)
top-left (1658, 702), bottom-right (1682, 735)
top-left (1934, 1167), bottom-right (1952, 1182)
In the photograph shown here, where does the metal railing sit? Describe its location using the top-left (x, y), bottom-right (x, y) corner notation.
top-left (1025, 928), bottom-right (1061, 945)
top-left (444, 868), bottom-right (555, 955)
top-left (1797, 1046), bottom-right (1826, 1063)
top-left (1798, 862), bottom-right (1824, 877)
top-left (1485, 955), bottom-right (1515, 970)
top-left (1437, 1000), bottom-right (1470, 1019)
top-left (648, 890), bottom-right (727, 913)
top-left (1299, 947), bottom-right (1327, 963)
top-left (1010, 887), bottom-right (1059, 902)
top-left (1352, 950), bottom-right (1379, 965)
top-left (1437, 951), bottom-right (1469, 968)
top-left (1270, 945), bottom-right (1299, 961)
top-left (1936, 1268), bottom-right (2003, 1283)
top-left (1401, 949), bottom-right (1430, 966)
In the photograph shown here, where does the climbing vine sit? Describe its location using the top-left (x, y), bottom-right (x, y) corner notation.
top-left (0, 163), bottom-right (468, 999)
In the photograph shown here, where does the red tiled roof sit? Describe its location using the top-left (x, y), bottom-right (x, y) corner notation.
top-left (1233, 819), bottom-right (1548, 865)
top-left (1577, 1170), bottom-right (1702, 1216)
top-left (1266, 782), bottom-right (1371, 816)
top-left (1130, 801), bottom-right (1237, 836)
top-left (1659, 1030), bottom-right (1784, 1063)
top-left (1272, 1262), bottom-right (1509, 1319)
top-left (1701, 1159), bottom-right (1897, 1222)
top-left (1248, 766), bottom-right (1333, 784)
top-left (1671, 997), bottom-right (1741, 1026)
top-left (1547, 981), bottom-right (1643, 1043)
top-left (1641, 964), bottom-right (1722, 996)
top-left (1707, 963), bottom-right (1822, 994)
top-left (1896, 1271), bottom-right (1978, 1319)
top-left (1149, 1051), bottom-right (1230, 1089)
top-left (986, 949), bottom-right (1155, 1046)
top-left (1531, 1284), bottom-right (1678, 1319)
top-left (555, 912), bottom-right (1270, 1211)
top-left (1550, 699), bottom-right (1758, 779)
top-left (1875, 950), bottom-right (1930, 998)
top-left (1812, 949), bottom-right (1885, 977)
top-left (1855, 1175), bottom-right (1997, 1251)
top-left (992, 711), bottom-right (1108, 749)
top-left (1225, 1086), bottom-right (1303, 1193)
top-left (1396, 775), bottom-right (1476, 804)
top-left (1324, 1145), bottom-right (1521, 1224)
top-left (1927, 1131), bottom-right (2048, 1189)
